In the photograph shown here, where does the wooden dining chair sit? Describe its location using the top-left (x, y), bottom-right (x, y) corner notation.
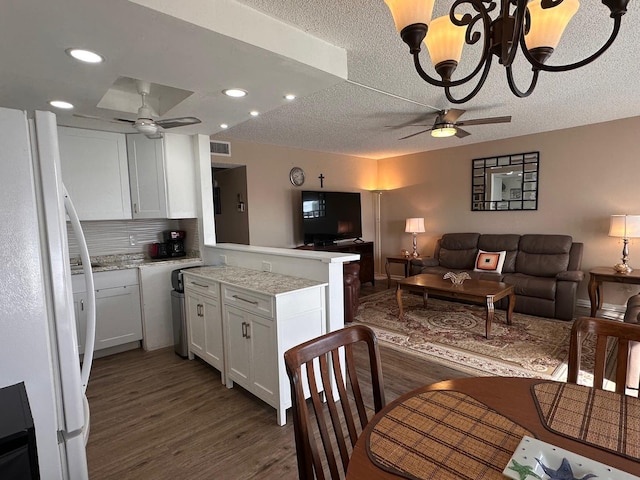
top-left (567, 316), bottom-right (640, 394)
top-left (284, 325), bottom-right (386, 480)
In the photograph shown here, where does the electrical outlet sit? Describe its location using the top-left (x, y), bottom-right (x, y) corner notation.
top-left (129, 234), bottom-right (136, 246)
top-left (220, 255), bottom-right (227, 265)
top-left (262, 261), bottom-right (272, 272)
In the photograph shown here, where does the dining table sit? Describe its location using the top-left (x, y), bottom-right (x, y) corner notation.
top-left (346, 377), bottom-right (640, 479)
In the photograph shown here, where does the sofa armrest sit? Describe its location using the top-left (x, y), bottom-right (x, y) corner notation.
top-left (556, 270), bottom-right (584, 282)
top-left (411, 258), bottom-right (439, 268)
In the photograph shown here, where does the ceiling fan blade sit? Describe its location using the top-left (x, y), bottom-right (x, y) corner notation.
top-left (442, 109), bottom-right (466, 123)
top-left (455, 128), bottom-right (471, 138)
top-left (113, 117), bottom-right (137, 125)
top-left (456, 115), bottom-right (512, 127)
top-left (156, 117), bottom-right (201, 129)
top-left (72, 113), bottom-right (130, 125)
top-left (399, 128), bottom-right (433, 140)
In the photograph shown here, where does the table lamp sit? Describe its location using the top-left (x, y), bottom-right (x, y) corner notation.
top-left (608, 214), bottom-right (640, 273)
top-left (405, 218), bottom-right (425, 258)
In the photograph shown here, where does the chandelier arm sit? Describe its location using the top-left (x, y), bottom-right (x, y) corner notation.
top-left (521, 16), bottom-right (623, 72)
top-left (444, 56), bottom-right (494, 104)
top-left (506, 65), bottom-right (539, 98)
top-left (501, 0), bottom-right (530, 68)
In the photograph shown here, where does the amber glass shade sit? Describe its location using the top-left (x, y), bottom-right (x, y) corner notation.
top-left (383, 0), bottom-right (435, 31)
top-left (425, 14), bottom-right (466, 66)
top-left (525, 0), bottom-right (580, 50)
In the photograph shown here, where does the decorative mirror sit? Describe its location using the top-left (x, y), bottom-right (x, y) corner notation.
top-left (472, 152), bottom-right (539, 211)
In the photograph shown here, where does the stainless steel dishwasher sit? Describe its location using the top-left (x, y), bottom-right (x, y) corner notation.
top-left (171, 268), bottom-right (191, 358)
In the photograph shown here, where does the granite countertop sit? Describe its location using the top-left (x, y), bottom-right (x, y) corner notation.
top-left (70, 253), bottom-right (202, 275)
top-left (183, 265), bottom-right (327, 296)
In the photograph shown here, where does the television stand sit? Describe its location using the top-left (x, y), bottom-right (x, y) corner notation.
top-left (299, 241), bottom-right (374, 286)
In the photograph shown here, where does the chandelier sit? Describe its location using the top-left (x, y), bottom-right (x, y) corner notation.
top-left (383, 0), bottom-right (629, 104)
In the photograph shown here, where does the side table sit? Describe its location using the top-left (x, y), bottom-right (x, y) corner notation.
top-left (385, 256), bottom-right (422, 289)
top-left (588, 267), bottom-right (640, 316)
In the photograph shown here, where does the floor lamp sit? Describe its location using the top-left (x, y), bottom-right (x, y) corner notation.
top-left (405, 218), bottom-right (425, 258)
top-left (609, 214), bottom-right (640, 273)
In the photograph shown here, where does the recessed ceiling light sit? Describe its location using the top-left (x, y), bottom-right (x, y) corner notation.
top-left (49, 100), bottom-right (74, 109)
top-left (220, 124), bottom-right (229, 129)
top-left (284, 94), bottom-right (296, 101)
top-left (65, 48), bottom-right (104, 64)
top-left (249, 111), bottom-right (259, 117)
top-left (223, 89), bottom-right (247, 98)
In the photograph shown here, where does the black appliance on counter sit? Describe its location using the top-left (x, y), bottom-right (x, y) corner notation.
top-left (165, 230), bottom-right (186, 257)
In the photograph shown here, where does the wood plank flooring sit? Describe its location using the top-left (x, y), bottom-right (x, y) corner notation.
top-left (86, 338), bottom-right (469, 478)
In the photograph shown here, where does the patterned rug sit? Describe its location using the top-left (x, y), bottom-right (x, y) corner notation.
top-left (355, 290), bottom-right (580, 380)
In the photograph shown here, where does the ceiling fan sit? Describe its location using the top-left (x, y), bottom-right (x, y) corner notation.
top-left (396, 109), bottom-right (511, 140)
top-left (75, 80), bottom-right (201, 139)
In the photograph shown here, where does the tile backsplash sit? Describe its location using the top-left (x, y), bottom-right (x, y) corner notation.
top-left (67, 218), bottom-right (199, 257)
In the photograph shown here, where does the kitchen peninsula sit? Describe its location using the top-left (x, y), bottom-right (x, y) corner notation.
top-left (182, 265), bottom-right (327, 425)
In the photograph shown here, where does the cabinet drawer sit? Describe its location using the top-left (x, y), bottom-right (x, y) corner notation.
top-left (222, 286), bottom-right (273, 319)
top-left (184, 276), bottom-right (219, 298)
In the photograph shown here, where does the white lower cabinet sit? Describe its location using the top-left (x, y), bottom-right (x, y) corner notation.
top-left (184, 278), bottom-right (225, 384)
top-left (183, 267), bottom-right (326, 426)
top-left (72, 269), bottom-right (143, 355)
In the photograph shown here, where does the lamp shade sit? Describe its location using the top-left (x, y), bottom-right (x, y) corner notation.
top-left (384, 0), bottom-right (435, 32)
top-left (525, 0), bottom-right (580, 51)
top-left (425, 14), bottom-right (466, 66)
top-left (609, 215), bottom-right (640, 238)
top-left (405, 217), bottom-right (425, 234)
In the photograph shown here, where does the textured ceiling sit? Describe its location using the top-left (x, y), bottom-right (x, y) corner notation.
top-left (0, 0), bottom-right (638, 160)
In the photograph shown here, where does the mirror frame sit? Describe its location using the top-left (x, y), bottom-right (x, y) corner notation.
top-left (471, 151), bottom-right (539, 211)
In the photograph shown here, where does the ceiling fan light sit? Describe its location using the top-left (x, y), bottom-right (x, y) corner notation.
top-left (134, 120), bottom-right (158, 135)
top-left (383, 0), bottom-right (435, 31)
top-left (525, 0), bottom-right (580, 51)
top-left (425, 14), bottom-right (466, 68)
top-left (431, 126), bottom-right (457, 138)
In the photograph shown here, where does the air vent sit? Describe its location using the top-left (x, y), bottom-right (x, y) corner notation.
top-left (210, 141), bottom-right (231, 156)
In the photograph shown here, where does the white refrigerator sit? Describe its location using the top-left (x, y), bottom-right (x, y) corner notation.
top-left (0, 107), bottom-right (96, 478)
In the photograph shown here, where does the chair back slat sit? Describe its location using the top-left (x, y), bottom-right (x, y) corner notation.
top-left (284, 325), bottom-right (386, 480)
top-left (568, 316), bottom-right (640, 394)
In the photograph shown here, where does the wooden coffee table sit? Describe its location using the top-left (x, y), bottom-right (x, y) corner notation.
top-left (396, 273), bottom-right (515, 339)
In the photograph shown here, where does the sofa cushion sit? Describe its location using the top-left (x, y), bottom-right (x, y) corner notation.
top-left (478, 234), bottom-right (520, 273)
top-left (502, 273), bottom-right (557, 300)
top-left (474, 250), bottom-right (506, 274)
top-left (438, 233), bottom-right (480, 269)
top-left (516, 234), bottom-right (572, 277)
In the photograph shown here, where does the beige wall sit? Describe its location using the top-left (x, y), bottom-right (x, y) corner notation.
top-left (378, 116), bottom-right (640, 305)
top-left (211, 139), bottom-right (378, 247)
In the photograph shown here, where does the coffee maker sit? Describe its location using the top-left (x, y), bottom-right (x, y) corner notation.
top-left (164, 230), bottom-right (186, 257)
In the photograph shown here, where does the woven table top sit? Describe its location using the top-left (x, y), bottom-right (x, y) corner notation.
top-left (532, 381), bottom-right (640, 461)
top-left (366, 390), bottom-right (533, 480)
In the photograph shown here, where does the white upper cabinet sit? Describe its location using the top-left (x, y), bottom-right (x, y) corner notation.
top-left (127, 133), bottom-right (197, 219)
top-left (58, 127), bottom-right (132, 220)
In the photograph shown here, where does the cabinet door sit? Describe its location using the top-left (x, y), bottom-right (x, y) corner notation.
top-left (164, 134), bottom-right (197, 218)
top-left (203, 295), bottom-right (223, 371)
top-left (58, 127), bottom-right (132, 220)
top-left (186, 291), bottom-right (205, 356)
top-left (95, 285), bottom-right (143, 350)
top-left (225, 305), bottom-right (251, 388)
top-left (73, 292), bottom-right (87, 354)
top-left (249, 315), bottom-right (276, 404)
top-left (126, 133), bottom-right (167, 218)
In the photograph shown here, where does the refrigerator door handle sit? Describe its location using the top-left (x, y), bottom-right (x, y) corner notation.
top-left (64, 185), bottom-right (96, 395)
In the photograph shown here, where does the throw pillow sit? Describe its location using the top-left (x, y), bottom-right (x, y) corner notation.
top-left (474, 250), bottom-right (506, 274)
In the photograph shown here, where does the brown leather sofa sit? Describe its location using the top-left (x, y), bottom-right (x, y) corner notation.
top-left (623, 294), bottom-right (640, 390)
top-left (410, 233), bottom-right (584, 320)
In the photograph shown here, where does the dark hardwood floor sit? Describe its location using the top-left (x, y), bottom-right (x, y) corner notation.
top-left (85, 277), bottom-right (469, 479)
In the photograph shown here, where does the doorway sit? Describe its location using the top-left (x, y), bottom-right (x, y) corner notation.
top-left (212, 165), bottom-right (249, 244)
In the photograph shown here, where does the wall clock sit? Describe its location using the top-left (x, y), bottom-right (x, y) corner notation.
top-left (289, 167), bottom-right (305, 187)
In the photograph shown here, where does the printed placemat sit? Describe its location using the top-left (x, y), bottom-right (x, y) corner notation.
top-left (532, 382), bottom-right (640, 461)
top-left (366, 390), bottom-right (533, 480)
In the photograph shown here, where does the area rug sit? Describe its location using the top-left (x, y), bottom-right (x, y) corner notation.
top-left (355, 290), bottom-right (582, 380)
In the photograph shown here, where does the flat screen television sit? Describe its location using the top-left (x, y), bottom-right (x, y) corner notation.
top-left (302, 191), bottom-right (362, 245)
